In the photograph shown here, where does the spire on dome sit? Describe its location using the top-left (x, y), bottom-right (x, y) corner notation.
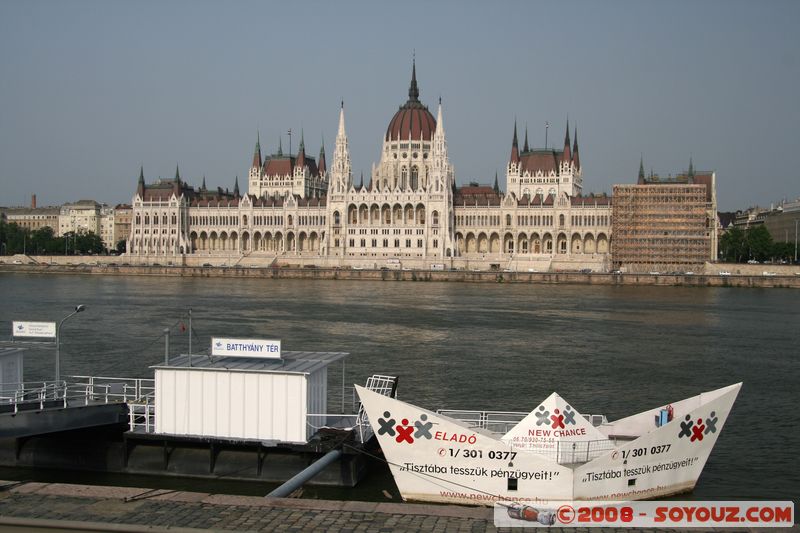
top-left (408, 56), bottom-right (420, 102)
top-left (523, 125), bottom-right (529, 152)
top-left (510, 120), bottom-right (520, 164)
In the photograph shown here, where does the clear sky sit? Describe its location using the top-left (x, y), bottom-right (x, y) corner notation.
top-left (1, 0), bottom-right (798, 211)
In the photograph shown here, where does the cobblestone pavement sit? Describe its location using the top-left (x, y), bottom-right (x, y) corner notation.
top-left (0, 481), bottom-right (795, 532)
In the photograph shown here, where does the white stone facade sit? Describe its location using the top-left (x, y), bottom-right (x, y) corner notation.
top-left (126, 66), bottom-right (613, 270)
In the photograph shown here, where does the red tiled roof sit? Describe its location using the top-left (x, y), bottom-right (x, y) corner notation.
top-left (263, 155), bottom-right (319, 177)
top-left (519, 150), bottom-right (564, 174)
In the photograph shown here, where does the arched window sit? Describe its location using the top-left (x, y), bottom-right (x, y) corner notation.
top-left (432, 211), bottom-right (439, 225)
top-left (559, 214), bottom-right (565, 226)
top-left (334, 211), bottom-right (340, 225)
top-left (411, 166), bottom-right (419, 189)
top-left (401, 167), bottom-right (408, 189)
top-left (288, 215), bottom-right (293, 226)
top-left (243, 215), bottom-right (248, 226)
top-left (506, 214), bottom-right (512, 226)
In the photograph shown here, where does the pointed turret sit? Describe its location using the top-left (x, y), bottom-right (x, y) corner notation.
top-left (137, 166), bottom-right (145, 195)
top-left (252, 132), bottom-right (262, 168)
top-left (358, 171), bottom-right (364, 190)
top-left (688, 157), bottom-right (695, 180)
top-left (572, 125), bottom-right (580, 168)
top-left (331, 101), bottom-right (352, 190)
top-left (493, 171), bottom-right (500, 194)
top-left (523, 126), bottom-right (529, 153)
top-left (510, 120), bottom-right (520, 164)
top-left (277, 137), bottom-right (283, 157)
top-left (318, 136), bottom-right (327, 175)
top-left (201, 175), bottom-right (207, 191)
top-left (234, 176), bottom-right (240, 197)
top-left (562, 120), bottom-right (571, 162)
top-left (174, 164), bottom-right (181, 183)
top-left (296, 129), bottom-right (306, 171)
top-left (638, 156), bottom-right (645, 184)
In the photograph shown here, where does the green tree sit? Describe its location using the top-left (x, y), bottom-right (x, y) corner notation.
top-left (745, 225), bottom-right (773, 262)
top-left (720, 227), bottom-right (746, 262)
top-left (115, 239), bottom-right (127, 254)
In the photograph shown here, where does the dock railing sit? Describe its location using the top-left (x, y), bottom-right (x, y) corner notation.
top-left (0, 380), bottom-right (68, 413)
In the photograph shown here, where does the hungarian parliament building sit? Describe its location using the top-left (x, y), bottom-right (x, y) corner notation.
top-left (128, 62), bottom-right (613, 269)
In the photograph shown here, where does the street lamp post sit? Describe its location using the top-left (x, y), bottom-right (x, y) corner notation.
top-left (55, 305), bottom-right (86, 383)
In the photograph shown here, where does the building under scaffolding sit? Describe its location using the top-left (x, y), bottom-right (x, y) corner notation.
top-left (611, 166), bottom-right (717, 273)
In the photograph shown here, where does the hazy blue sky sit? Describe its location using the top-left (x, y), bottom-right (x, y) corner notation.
top-left (1, 0), bottom-right (798, 211)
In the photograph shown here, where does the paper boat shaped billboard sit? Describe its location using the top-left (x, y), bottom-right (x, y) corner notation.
top-left (356, 383), bottom-right (740, 505)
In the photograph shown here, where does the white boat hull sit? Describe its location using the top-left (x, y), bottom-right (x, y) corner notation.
top-left (356, 383), bottom-right (741, 506)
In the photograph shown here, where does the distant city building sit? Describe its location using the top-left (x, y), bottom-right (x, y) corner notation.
top-left (113, 204), bottom-right (132, 251)
top-left (0, 206), bottom-right (60, 232)
top-left (763, 198), bottom-right (800, 250)
top-left (611, 160), bottom-right (717, 272)
top-left (58, 199), bottom-right (117, 250)
top-left (127, 61), bottom-right (614, 269)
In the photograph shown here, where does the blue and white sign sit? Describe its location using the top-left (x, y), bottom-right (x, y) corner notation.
top-left (211, 337), bottom-right (281, 359)
top-left (13, 321), bottom-right (56, 338)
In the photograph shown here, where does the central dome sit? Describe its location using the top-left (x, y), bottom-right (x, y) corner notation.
top-left (385, 61), bottom-right (436, 142)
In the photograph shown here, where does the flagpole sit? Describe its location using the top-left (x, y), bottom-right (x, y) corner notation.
top-left (188, 308), bottom-right (192, 367)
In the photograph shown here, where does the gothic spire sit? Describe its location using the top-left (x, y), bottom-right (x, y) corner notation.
top-left (510, 120), bottom-right (520, 164)
top-left (201, 175), bottom-right (206, 190)
top-left (688, 157), bottom-right (695, 179)
top-left (234, 175), bottom-right (240, 197)
top-left (277, 137), bottom-right (283, 156)
top-left (252, 131), bottom-right (262, 168)
top-left (562, 119), bottom-right (571, 161)
top-left (332, 101), bottom-right (352, 189)
top-left (408, 56), bottom-right (420, 102)
top-left (638, 156), bottom-right (645, 184)
top-left (174, 164), bottom-right (181, 183)
top-left (318, 136), bottom-right (327, 175)
top-left (138, 165), bottom-right (144, 184)
top-left (493, 171), bottom-right (500, 194)
top-left (572, 125), bottom-right (580, 168)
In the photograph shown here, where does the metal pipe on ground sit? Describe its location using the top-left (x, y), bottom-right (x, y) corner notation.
top-left (265, 449), bottom-right (343, 498)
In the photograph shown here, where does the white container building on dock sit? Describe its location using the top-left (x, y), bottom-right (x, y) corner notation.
top-left (151, 351), bottom-right (348, 443)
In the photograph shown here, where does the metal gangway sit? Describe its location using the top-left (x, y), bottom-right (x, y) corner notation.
top-left (0, 375), bottom-right (154, 438)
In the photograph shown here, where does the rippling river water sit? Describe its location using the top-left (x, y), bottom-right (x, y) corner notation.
top-left (0, 273), bottom-right (798, 503)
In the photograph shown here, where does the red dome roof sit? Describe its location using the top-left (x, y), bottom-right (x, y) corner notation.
top-left (384, 60), bottom-right (436, 142)
top-left (386, 103), bottom-right (436, 142)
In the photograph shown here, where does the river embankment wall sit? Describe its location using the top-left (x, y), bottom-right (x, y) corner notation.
top-left (2, 258), bottom-right (799, 288)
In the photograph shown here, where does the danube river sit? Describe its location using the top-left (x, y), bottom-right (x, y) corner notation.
top-left (0, 273), bottom-right (798, 503)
